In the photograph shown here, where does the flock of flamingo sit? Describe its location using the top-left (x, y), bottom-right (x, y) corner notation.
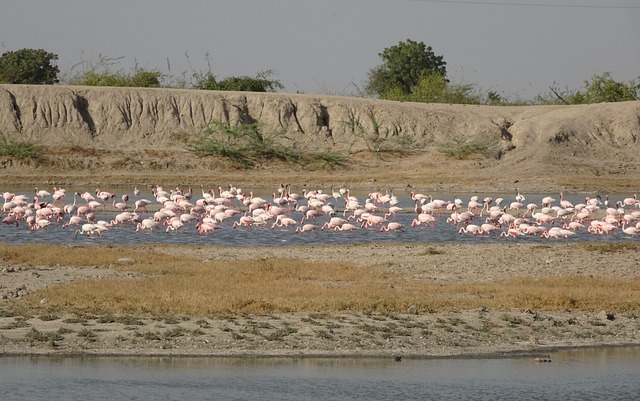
top-left (1, 184), bottom-right (640, 240)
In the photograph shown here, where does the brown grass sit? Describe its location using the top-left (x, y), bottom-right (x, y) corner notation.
top-left (3, 244), bottom-right (639, 317)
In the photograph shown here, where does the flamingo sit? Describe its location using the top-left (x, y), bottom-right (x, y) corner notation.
top-left (134, 199), bottom-right (153, 213)
top-left (233, 215), bottom-right (255, 228)
top-left (271, 216), bottom-right (297, 229)
top-left (540, 227), bottom-right (576, 239)
top-left (35, 187), bottom-right (51, 198)
top-left (196, 222), bottom-right (220, 234)
top-left (136, 218), bottom-right (159, 232)
top-left (459, 224), bottom-right (481, 235)
top-left (75, 223), bottom-right (100, 238)
top-left (165, 219), bottom-right (184, 233)
top-left (62, 215), bottom-right (86, 228)
top-left (559, 192), bottom-right (574, 209)
top-left (380, 222), bottom-right (405, 232)
top-left (2, 215), bottom-right (19, 227)
top-left (622, 194), bottom-right (638, 208)
top-left (500, 228), bottom-right (523, 238)
top-left (411, 213), bottom-right (435, 228)
top-left (321, 217), bottom-right (345, 230)
top-left (621, 222), bottom-right (640, 236)
top-left (334, 223), bottom-right (359, 232)
top-left (113, 195), bottom-right (129, 211)
top-left (295, 224), bottom-right (318, 233)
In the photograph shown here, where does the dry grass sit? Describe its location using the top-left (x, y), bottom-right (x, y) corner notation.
top-left (3, 244), bottom-right (639, 317)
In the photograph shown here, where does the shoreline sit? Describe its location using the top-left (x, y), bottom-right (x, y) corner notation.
top-left (2, 343), bottom-right (640, 360)
top-left (2, 308), bottom-right (638, 360)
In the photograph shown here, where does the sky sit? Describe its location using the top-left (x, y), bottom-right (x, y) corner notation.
top-left (2, 0), bottom-right (639, 100)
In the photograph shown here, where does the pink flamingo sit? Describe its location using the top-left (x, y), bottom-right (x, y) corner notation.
top-left (134, 199), bottom-right (153, 213)
top-left (75, 223), bottom-right (100, 238)
top-left (458, 224), bottom-right (481, 235)
top-left (411, 213), bottom-right (435, 228)
top-left (295, 224), bottom-right (318, 233)
top-left (500, 228), bottom-right (523, 238)
top-left (540, 227), bottom-right (575, 239)
top-left (165, 219), bottom-right (184, 233)
top-left (2, 215), bottom-right (18, 227)
top-left (62, 215), bottom-right (86, 228)
top-left (233, 215), bottom-right (255, 228)
top-left (136, 218), bottom-right (159, 232)
top-left (380, 222), bottom-right (405, 232)
top-left (196, 222), bottom-right (220, 234)
top-left (559, 192), bottom-right (574, 209)
top-left (621, 222), bottom-right (640, 236)
top-left (113, 195), bottom-right (129, 211)
top-left (271, 216), bottom-right (297, 229)
top-left (321, 217), bottom-right (346, 230)
top-left (334, 223), bottom-right (359, 232)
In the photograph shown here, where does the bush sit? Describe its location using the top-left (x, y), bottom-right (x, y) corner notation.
top-left (341, 108), bottom-right (415, 154)
top-left (187, 120), bottom-right (298, 167)
top-left (0, 132), bottom-right (41, 158)
top-left (438, 135), bottom-right (497, 160)
top-left (193, 69), bottom-right (283, 92)
top-left (65, 55), bottom-right (161, 87)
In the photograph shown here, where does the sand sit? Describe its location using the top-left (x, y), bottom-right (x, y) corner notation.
top-left (1, 243), bottom-right (639, 359)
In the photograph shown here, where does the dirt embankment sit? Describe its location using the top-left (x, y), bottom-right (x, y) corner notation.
top-left (1, 85), bottom-right (639, 193)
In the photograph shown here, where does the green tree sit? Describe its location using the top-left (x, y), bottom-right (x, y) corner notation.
top-left (366, 39), bottom-right (447, 98)
top-left (0, 48), bottom-right (59, 84)
top-left (540, 73), bottom-right (639, 105)
top-left (582, 72), bottom-right (638, 103)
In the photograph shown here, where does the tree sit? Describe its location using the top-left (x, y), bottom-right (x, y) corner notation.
top-left (366, 39), bottom-right (447, 98)
top-left (0, 48), bottom-right (59, 84)
top-left (582, 72), bottom-right (638, 103)
top-left (541, 72), bottom-right (639, 105)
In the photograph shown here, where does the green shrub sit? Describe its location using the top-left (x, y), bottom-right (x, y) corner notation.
top-left (0, 132), bottom-right (41, 158)
top-left (187, 120), bottom-right (299, 167)
top-left (438, 135), bottom-right (497, 160)
top-left (312, 151), bottom-right (347, 168)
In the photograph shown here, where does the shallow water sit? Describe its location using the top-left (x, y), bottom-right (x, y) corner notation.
top-left (1, 347), bottom-right (639, 401)
top-left (2, 188), bottom-right (637, 246)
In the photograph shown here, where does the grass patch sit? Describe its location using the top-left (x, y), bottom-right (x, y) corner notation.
top-left (437, 135), bottom-right (497, 160)
top-left (25, 328), bottom-right (63, 343)
top-left (1, 318), bottom-right (30, 330)
top-left (187, 120), bottom-right (300, 168)
top-left (0, 132), bottom-right (42, 158)
top-left (418, 247), bottom-right (445, 255)
top-left (4, 244), bottom-right (640, 317)
top-left (39, 314), bottom-right (60, 321)
top-left (162, 327), bottom-right (187, 339)
top-left (263, 326), bottom-right (297, 341)
top-left (0, 309), bottom-right (16, 318)
top-left (314, 329), bottom-right (333, 339)
top-left (77, 328), bottom-right (97, 339)
top-left (575, 242), bottom-right (640, 254)
top-left (341, 107), bottom-right (415, 155)
top-left (311, 151), bottom-right (347, 168)
top-left (62, 317), bottom-right (88, 324)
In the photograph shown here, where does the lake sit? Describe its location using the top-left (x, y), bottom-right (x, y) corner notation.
top-left (2, 187), bottom-right (638, 246)
top-left (1, 346), bottom-right (639, 400)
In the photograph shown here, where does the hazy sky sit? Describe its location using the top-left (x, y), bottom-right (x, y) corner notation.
top-left (2, 0), bottom-right (639, 99)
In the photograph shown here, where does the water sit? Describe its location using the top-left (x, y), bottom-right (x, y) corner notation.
top-left (1, 347), bottom-right (639, 400)
top-left (2, 188), bottom-right (638, 246)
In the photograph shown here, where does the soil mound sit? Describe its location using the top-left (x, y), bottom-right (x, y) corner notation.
top-left (1, 85), bottom-right (639, 192)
